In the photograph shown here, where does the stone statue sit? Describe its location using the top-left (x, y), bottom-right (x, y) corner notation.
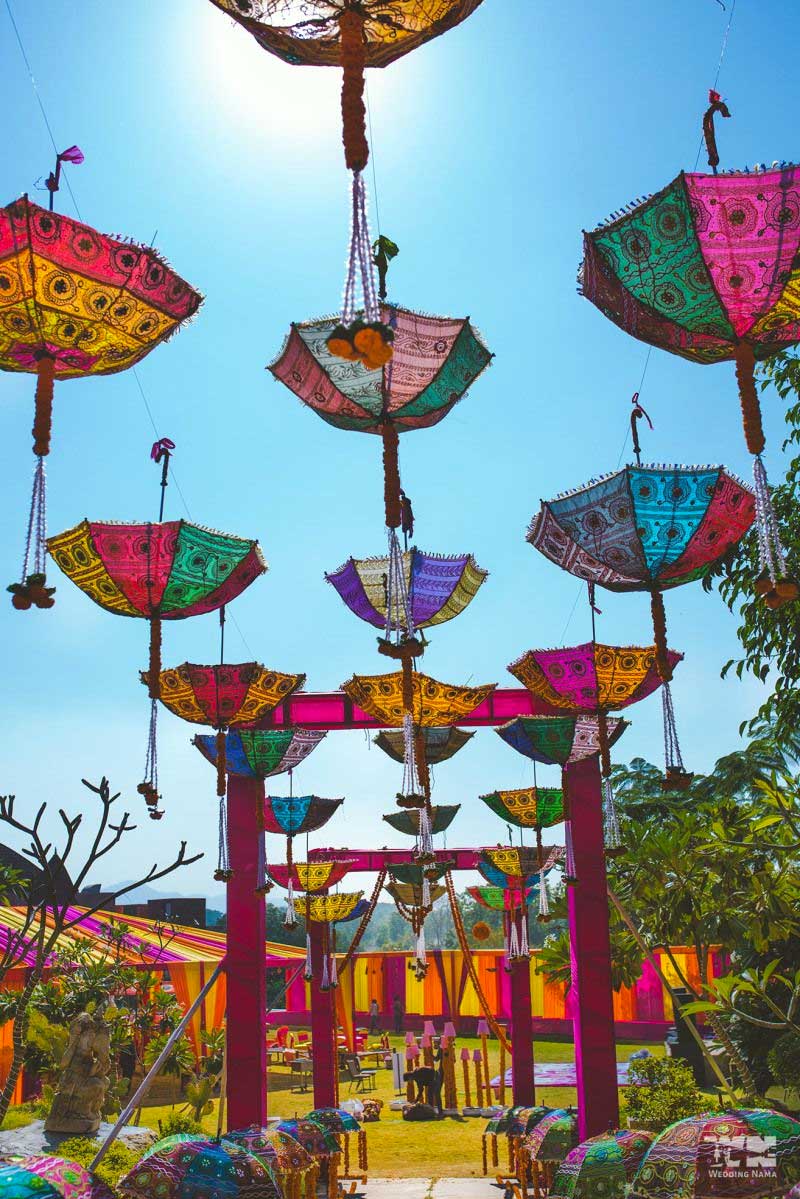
top-left (45, 1011), bottom-right (110, 1135)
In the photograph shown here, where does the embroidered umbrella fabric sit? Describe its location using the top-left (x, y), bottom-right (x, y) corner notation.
top-left (268, 860), bottom-right (353, 893)
top-left (383, 805), bottom-right (460, 836)
top-left (480, 787), bottom-right (564, 830)
top-left (49, 520), bottom-right (266, 817)
top-left (0, 1158), bottom-right (114, 1199)
top-left (478, 846), bottom-right (563, 933)
top-left (467, 885), bottom-right (533, 911)
top-left (581, 158), bottom-right (800, 605)
top-left (1, 195), bottom-right (201, 607)
top-left (631, 1108), bottom-right (800, 1197)
top-left (550, 1128), bottom-right (655, 1199)
top-left (272, 304), bottom-right (492, 528)
top-left (274, 1119), bottom-right (340, 1160)
top-left (193, 728), bottom-right (326, 778)
top-left (118, 1137), bottom-right (280, 1199)
top-left (343, 670), bottom-right (494, 727)
top-left (306, 1108), bottom-right (368, 1174)
top-left (292, 893), bottom-right (364, 989)
top-left (375, 726), bottom-right (474, 764)
top-left (523, 1109), bottom-right (580, 1163)
top-left (223, 1127), bottom-right (316, 1179)
top-left (261, 795), bottom-right (345, 913)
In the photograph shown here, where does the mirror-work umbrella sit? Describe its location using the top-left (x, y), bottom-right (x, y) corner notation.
top-left (631, 1108), bottom-right (800, 1198)
top-left (326, 546), bottom-right (486, 649)
top-left (383, 805), bottom-right (460, 836)
top-left (510, 642), bottom-right (678, 838)
top-left (2, 195), bottom-right (201, 608)
top-left (482, 1107), bottom-right (554, 1174)
top-left (292, 893), bottom-right (365, 988)
top-left (550, 1128), bottom-right (655, 1199)
top-left (478, 846), bottom-right (562, 934)
top-left (528, 465), bottom-right (753, 774)
top-left (343, 670), bottom-right (493, 727)
top-left (261, 795), bottom-right (344, 916)
top-left (49, 520), bottom-right (266, 818)
top-left (467, 885), bottom-right (533, 911)
top-left (268, 860), bottom-right (352, 897)
top-left (307, 1109), bottom-right (367, 1175)
top-left (581, 159), bottom-right (800, 606)
top-left (521, 1110), bottom-right (580, 1178)
top-left (272, 305), bottom-right (492, 528)
top-left (194, 728), bottom-right (326, 778)
top-left (385, 879), bottom-right (446, 908)
top-left (118, 1138), bottom-right (280, 1199)
top-left (497, 714), bottom-right (628, 859)
top-left (222, 1128), bottom-right (317, 1199)
top-left (375, 726), bottom-right (474, 764)
top-left (149, 662), bottom-right (304, 878)
top-left (479, 787), bottom-right (565, 917)
top-left (0, 1157), bottom-right (114, 1199)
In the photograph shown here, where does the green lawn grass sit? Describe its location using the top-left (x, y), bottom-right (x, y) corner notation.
top-left (143, 1034), bottom-right (665, 1178)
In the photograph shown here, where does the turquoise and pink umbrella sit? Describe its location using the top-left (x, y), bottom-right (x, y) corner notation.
top-left (550, 1128), bottom-right (656, 1198)
top-left (0, 1157), bottom-right (114, 1199)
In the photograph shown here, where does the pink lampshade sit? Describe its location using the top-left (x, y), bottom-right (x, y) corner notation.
top-left (405, 1031), bottom-right (415, 1046)
top-left (423, 1019), bottom-right (436, 1037)
top-left (420, 1033), bottom-right (431, 1049)
top-left (472, 1048), bottom-right (482, 1063)
top-left (443, 1021), bottom-right (456, 1038)
top-left (408, 1044), bottom-right (421, 1060)
top-left (476, 1018), bottom-right (490, 1036)
top-left (440, 1036), bottom-right (450, 1049)
top-left (460, 1047), bottom-right (471, 1062)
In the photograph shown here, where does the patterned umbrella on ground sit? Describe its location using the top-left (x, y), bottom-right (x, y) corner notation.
top-left (307, 1108), bottom-right (369, 1174)
top-left (272, 305), bottom-right (492, 529)
top-left (631, 1108), bottom-right (800, 1197)
top-left (497, 712), bottom-right (628, 861)
top-left (524, 1109), bottom-right (580, 1164)
top-left (292, 893), bottom-right (364, 989)
top-left (551, 1129), bottom-right (656, 1199)
top-left (383, 805), bottom-right (460, 836)
top-left (223, 1126), bottom-right (317, 1182)
top-left (581, 142), bottom-right (800, 607)
top-left (194, 728), bottom-right (326, 778)
top-left (151, 662), bottom-right (304, 877)
top-left (375, 727), bottom-right (474, 764)
top-left (0, 1157), bottom-right (114, 1199)
top-left (2, 193), bottom-right (201, 609)
top-left (275, 1119), bottom-right (341, 1159)
top-left (48, 520), bottom-right (265, 818)
top-left (118, 1137), bottom-right (279, 1199)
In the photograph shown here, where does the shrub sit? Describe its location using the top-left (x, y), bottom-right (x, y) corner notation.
top-left (623, 1057), bottom-right (707, 1131)
top-left (156, 1110), bottom-right (203, 1138)
top-left (58, 1135), bottom-right (138, 1188)
top-left (768, 1032), bottom-right (800, 1095)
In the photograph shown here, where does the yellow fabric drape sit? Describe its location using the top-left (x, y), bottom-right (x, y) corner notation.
top-left (459, 954), bottom-right (497, 1017)
top-left (529, 960), bottom-right (546, 1017)
top-left (438, 951), bottom-right (462, 1018)
top-left (169, 963), bottom-right (202, 1057)
top-left (543, 978), bottom-right (566, 1019)
top-left (336, 961), bottom-right (356, 1051)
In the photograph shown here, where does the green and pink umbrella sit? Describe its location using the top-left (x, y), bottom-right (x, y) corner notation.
top-left (551, 1128), bottom-right (656, 1198)
top-left (119, 1137), bottom-right (279, 1199)
top-left (0, 1158), bottom-right (114, 1199)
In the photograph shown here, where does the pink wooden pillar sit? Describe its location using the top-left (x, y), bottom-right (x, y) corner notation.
top-left (510, 951), bottom-right (536, 1105)
top-left (226, 775), bottom-right (267, 1130)
top-left (309, 918), bottom-right (337, 1108)
top-left (566, 755), bottom-right (619, 1138)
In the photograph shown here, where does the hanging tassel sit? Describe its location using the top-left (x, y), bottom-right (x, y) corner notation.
top-left (304, 933), bottom-right (313, 981)
top-left (339, 9), bottom-right (368, 172)
top-left (284, 878), bottom-right (298, 928)
top-left (421, 873), bottom-right (431, 910)
top-left (537, 867), bottom-right (550, 923)
top-left (661, 680), bottom-right (694, 792)
top-left (509, 921), bottom-right (520, 958)
top-left (519, 908), bottom-right (529, 956)
top-left (417, 804), bottom-right (434, 861)
top-left (137, 699), bottom-right (163, 820)
top-left (415, 925), bottom-right (426, 965)
top-left (321, 951), bottom-right (330, 992)
top-left (9, 456), bottom-right (55, 609)
top-left (602, 776), bottom-right (624, 854)
top-left (752, 455), bottom-right (798, 605)
top-left (330, 950), bottom-right (339, 989)
top-left (214, 791), bottom-right (233, 882)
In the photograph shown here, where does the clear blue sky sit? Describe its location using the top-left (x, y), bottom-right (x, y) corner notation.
top-left (0, 0), bottom-right (791, 896)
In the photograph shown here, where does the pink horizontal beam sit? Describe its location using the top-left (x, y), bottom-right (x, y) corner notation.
top-left (254, 687), bottom-right (559, 730)
top-left (308, 846), bottom-right (559, 872)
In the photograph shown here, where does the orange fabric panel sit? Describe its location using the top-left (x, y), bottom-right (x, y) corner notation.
top-left (542, 979), bottom-right (566, 1019)
top-left (423, 963), bottom-right (443, 1015)
top-left (612, 984), bottom-right (636, 1022)
top-left (169, 963), bottom-right (201, 1058)
top-left (0, 969), bottom-right (25, 1105)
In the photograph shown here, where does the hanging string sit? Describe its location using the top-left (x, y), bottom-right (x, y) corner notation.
top-left (384, 527), bottom-right (415, 643)
top-left (215, 791), bottom-right (232, 882)
top-left (342, 173), bottom-right (380, 326)
top-left (11, 457), bottom-right (54, 607)
top-left (693, 0), bottom-right (738, 171)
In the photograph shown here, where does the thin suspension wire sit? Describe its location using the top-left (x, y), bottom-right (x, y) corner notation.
top-left (365, 79), bottom-right (382, 239)
top-left (692, 0), bottom-right (738, 170)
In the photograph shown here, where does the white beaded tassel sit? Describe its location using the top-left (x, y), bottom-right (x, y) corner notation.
top-left (415, 925), bottom-right (427, 967)
top-left (564, 821), bottom-right (577, 882)
top-left (537, 866), bottom-right (550, 922)
top-left (602, 777), bottom-right (622, 851)
top-left (509, 921), bottom-right (520, 959)
top-left (284, 879), bottom-right (297, 928)
top-left (417, 805), bottom-right (434, 860)
top-left (661, 681), bottom-right (687, 779)
top-left (342, 172), bottom-right (379, 326)
top-left (304, 933), bottom-right (313, 981)
top-left (519, 908), bottom-right (529, 956)
top-left (753, 455), bottom-right (788, 584)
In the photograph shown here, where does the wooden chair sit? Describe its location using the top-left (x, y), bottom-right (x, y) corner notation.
top-left (344, 1055), bottom-right (377, 1092)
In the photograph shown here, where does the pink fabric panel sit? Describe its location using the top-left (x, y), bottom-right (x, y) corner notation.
top-left (532, 644), bottom-right (598, 707)
top-left (89, 522), bottom-right (179, 613)
top-left (665, 472), bottom-right (755, 580)
top-left (686, 168), bottom-right (800, 337)
top-left (380, 305), bottom-right (463, 408)
top-left (271, 326), bottom-right (374, 421)
top-left (188, 665), bottom-right (251, 725)
top-left (635, 957), bottom-right (666, 1022)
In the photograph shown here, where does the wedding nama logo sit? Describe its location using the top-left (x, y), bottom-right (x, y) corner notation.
top-left (708, 1134), bottom-right (778, 1183)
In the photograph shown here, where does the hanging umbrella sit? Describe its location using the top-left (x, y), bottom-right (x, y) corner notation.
top-left (118, 1137), bottom-right (280, 1199)
top-left (0, 1157), bottom-right (114, 1199)
top-left (384, 879), bottom-right (446, 908)
top-left (550, 1129), bottom-right (655, 1199)
top-left (194, 728), bottom-right (326, 777)
top-left (480, 786), bottom-right (564, 830)
top-left (386, 862), bottom-right (449, 976)
top-left (580, 133), bottom-right (800, 606)
top-left (268, 860), bottom-right (353, 892)
top-left (510, 642), bottom-right (674, 837)
top-left (307, 1108), bottom-right (368, 1175)
top-left (467, 885), bottom-right (533, 911)
top-left (149, 662), bottom-right (304, 877)
top-left (293, 892), bottom-right (364, 989)
top-left (375, 726), bottom-right (475, 764)
top-left (272, 304), bottom-right (492, 528)
top-left (528, 466), bottom-right (753, 782)
top-left (261, 795), bottom-right (345, 915)
top-left (48, 519), bottom-right (265, 817)
top-left (388, 862), bottom-right (449, 887)
top-left (631, 1108), bottom-right (800, 1197)
top-left (342, 670), bottom-right (493, 732)
top-left (1, 192), bottom-right (201, 608)
top-left (326, 546), bottom-right (486, 656)
top-left (383, 805), bottom-right (460, 835)
top-left (478, 846), bottom-right (562, 933)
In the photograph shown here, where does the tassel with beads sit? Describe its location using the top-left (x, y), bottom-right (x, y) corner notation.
top-left (661, 680), bottom-right (694, 792)
top-left (214, 792), bottom-right (233, 882)
top-left (564, 821), bottom-right (577, 883)
top-left (509, 921), bottom-right (520, 958)
top-left (519, 908), bottom-right (529, 956)
top-left (537, 867), bottom-right (550, 923)
top-left (284, 879), bottom-right (297, 928)
top-left (304, 933), bottom-right (313, 982)
top-left (603, 776), bottom-right (623, 853)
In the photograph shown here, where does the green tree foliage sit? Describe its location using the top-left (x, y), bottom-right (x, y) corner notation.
top-left (710, 349), bottom-right (800, 741)
top-left (622, 1058), bottom-right (706, 1130)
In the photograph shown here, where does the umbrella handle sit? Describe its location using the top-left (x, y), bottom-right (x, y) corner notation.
top-left (702, 90), bottom-right (731, 173)
top-left (340, 9), bottom-right (368, 173)
top-left (381, 423), bottom-right (402, 529)
top-left (33, 356), bottom-right (55, 457)
top-left (734, 342), bottom-right (765, 455)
